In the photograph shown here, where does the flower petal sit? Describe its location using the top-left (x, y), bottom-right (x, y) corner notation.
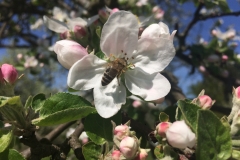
top-left (132, 37), bottom-right (175, 73)
top-left (67, 54), bottom-right (107, 90)
top-left (54, 40), bottom-right (88, 69)
top-left (125, 68), bottom-right (170, 101)
top-left (67, 17), bottom-right (88, 29)
top-left (141, 22), bottom-right (176, 40)
top-left (43, 16), bottom-right (69, 33)
top-left (100, 11), bottom-right (139, 58)
top-left (94, 79), bottom-right (126, 118)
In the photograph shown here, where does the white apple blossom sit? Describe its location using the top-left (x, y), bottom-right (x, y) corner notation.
top-left (212, 28), bottom-right (236, 40)
top-left (67, 11), bottom-right (176, 118)
top-left (166, 121), bottom-right (196, 149)
top-left (43, 14), bottom-right (98, 34)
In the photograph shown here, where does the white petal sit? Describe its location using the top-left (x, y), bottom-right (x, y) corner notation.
top-left (158, 22), bottom-right (170, 34)
top-left (132, 37), bottom-right (175, 73)
top-left (67, 55), bottom-right (107, 90)
top-left (125, 68), bottom-right (170, 101)
top-left (67, 17), bottom-right (88, 29)
top-left (94, 79), bottom-right (126, 118)
top-left (100, 11), bottom-right (138, 58)
top-left (87, 15), bottom-right (99, 26)
top-left (43, 16), bottom-right (69, 33)
top-left (141, 22), bottom-right (173, 40)
top-left (54, 40), bottom-right (88, 69)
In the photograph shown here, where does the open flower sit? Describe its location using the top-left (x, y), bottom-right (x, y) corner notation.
top-left (43, 15), bottom-right (98, 38)
top-left (67, 11), bottom-right (176, 118)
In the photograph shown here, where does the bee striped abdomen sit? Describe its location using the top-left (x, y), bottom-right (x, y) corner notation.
top-left (101, 68), bottom-right (118, 86)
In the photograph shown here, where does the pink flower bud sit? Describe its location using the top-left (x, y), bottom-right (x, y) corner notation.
top-left (211, 29), bottom-right (217, 36)
top-left (166, 121), bottom-right (196, 149)
top-left (134, 149), bottom-right (148, 160)
top-left (110, 8), bottom-right (119, 14)
top-left (199, 65), bottom-right (206, 73)
top-left (1, 64), bottom-right (18, 84)
top-left (74, 25), bottom-right (87, 38)
top-left (112, 150), bottom-right (121, 160)
top-left (17, 53), bottom-right (23, 60)
top-left (222, 55), bottom-right (228, 61)
top-left (54, 40), bottom-right (88, 69)
top-left (120, 137), bottom-right (138, 159)
top-left (235, 86), bottom-right (240, 99)
top-left (198, 95), bottom-right (214, 109)
top-left (114, 124), bottom-right (130, 140)
top-left (60, 31), bottom-right (71, 39)
top-left (98, 9), bottom-right (109, 20)
top-left (156, 122), bottom-right (172, 137)
top-left (132, 100), bottom-right (142, 108)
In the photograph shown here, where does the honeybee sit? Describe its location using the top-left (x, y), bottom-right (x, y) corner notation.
top-left (101, 58), bottom-right (127, 86)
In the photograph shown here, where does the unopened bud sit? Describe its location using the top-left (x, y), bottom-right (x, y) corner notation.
top-left (166, 121), bottom-right (196, 149)
top-left (53, 40), bottom-right (88, 69)
top-left (112, 150), bottom-right (121, 160)
top-left (134, 149), bottom-right (148, 160)
top-left (120, 137), bottom-right (138, 159)
top-left (60, 31), bottom-right (71, 39)
top-left (1, 64), bottom-right (18, 84)
top-left (198, 95), bottom-right (215, 109)
top-left (114, 124), bottom-right (130, 140)
top-left (235, 86), bottom-right (240, 99)
top-left (199, 65), bottom-right (206, 73)
top-left (132, 100), bottom-right (142, 108)
top-left (155, 122), bottom-right (172, 137)
top-left (110, 8), bottom-right (119, 14)
top-left (211, 29), bottom-right (217, 36)
top-left (73, 25), bottom-right (87, 39)
top-left (98, 9), bottom-right (109, 21)
top-left (222, 55), bottom-right (228, 62)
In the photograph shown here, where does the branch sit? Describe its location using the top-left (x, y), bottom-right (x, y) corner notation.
top-left (22, 121), bottom-right (75, 159)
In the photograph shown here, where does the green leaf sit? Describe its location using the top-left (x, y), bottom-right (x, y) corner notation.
top-left (159, 112), bottom-right (169, 122)
top-left (96, 26), bottom-right (101, 38)
top-left (196, 110), bottom-right (232, 160)
top-left (24, 96), bottom-right (33, 108)
top-left (0, 130), bottom-right (13, 153)
top-left (84, 112), bottom-right (121, 145)
top-left (163, 104), bottom-right (178, 122)
top-left (31, 93), bottom-right (96, 126)
top-left (0, 96), bottom-right (26, 127)
top-left (82, 142), bottom-right (102, 160)
top-left (31, 93), bottom-right (46, 111)
top-left (0, 149), bottom-right (26, 160)
top-left (154, 145), bottom-right (164, 159)
top-left (176, 100), bottom-right (200, 133)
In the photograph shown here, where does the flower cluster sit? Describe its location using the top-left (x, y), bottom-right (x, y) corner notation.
top-left (49, 10), bottom-right (176, 118)
top-left (155, 120), bottom-right (196, 149)
top-left (112, 121), bottom-right (149, 160)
